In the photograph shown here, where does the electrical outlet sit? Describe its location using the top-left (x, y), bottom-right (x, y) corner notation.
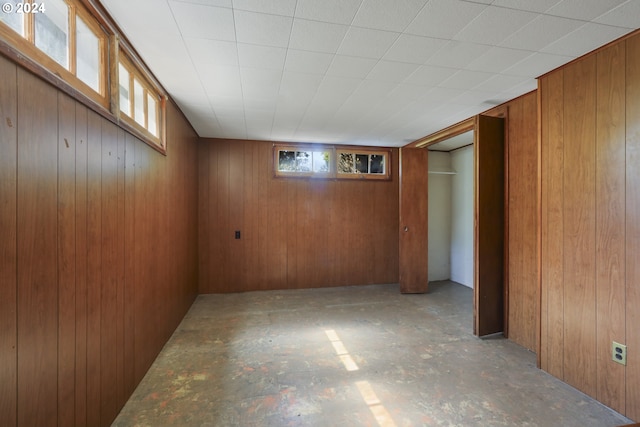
top-left (612, 341), bottom-right (627, 366)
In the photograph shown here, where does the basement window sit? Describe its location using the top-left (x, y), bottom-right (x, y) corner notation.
top-left (118, 52), bottom-right (166, 150)
top-left (274, 144), bottom-right (391, 180)
top-left (336, 148), bottom-right (390, 180)
top-left (0, 0), bottom-right (108, 107)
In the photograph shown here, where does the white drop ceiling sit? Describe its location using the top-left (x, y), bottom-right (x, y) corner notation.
top-left (101, 0), bottom-right (639, 147)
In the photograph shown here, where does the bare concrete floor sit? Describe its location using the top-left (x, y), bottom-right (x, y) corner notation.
top-left (112, 281), bottom-right (632, 426)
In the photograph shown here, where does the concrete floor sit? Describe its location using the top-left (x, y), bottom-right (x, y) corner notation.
top-left (112, 281), bottom-right (632, 427)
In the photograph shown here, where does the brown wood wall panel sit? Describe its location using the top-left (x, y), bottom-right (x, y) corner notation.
top-left (595, 42), bottom-right (626, 413)
top-left (57, 93), bottom-right (77, 427)
top-left (86, 110), bottom-right (103, 427)
top-left (100, 120), bottom-right (119, 424)
top-left (1, 57), bottom-right (198, 426)
top-left (562, 55), bottom-right (598, 398)
top-left (0, 55), bottom-right (17, 427)
top-left (16, 68), bottom-right (59, 426)
top-left (123, 133), bottom-right (137, 400)
top-left (199, 139), bottom-right (399, 293)
top-left (503, 93), bottom-right (538, 351)
top-left (74, 103), bottom-right (89, 426)
top-left (626, 33), bottom-right (640, 422)
top-left (541, 71), bottom-right (565, 378)
top-left (540, 31), bottom-right (640, 421)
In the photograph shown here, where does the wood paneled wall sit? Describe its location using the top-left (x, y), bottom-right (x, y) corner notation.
top-left (540, 32), bottom-right (640, 420)
top-left (198, 139), bottom-right (399, 293)
top-left (0, 55), bottom-right (199, 427)
top-left (484, 92), bottom-right (538, 351)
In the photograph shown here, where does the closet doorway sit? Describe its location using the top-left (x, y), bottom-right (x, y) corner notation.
top-left (399, 115), bottom-right (505, 337)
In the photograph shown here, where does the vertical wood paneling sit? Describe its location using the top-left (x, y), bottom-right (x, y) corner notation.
top-left (562, 56), bottom-right (597, 397)
top-left (123, 133), bottom-right (136, 398)
top-left (100, 120), bottom-right (119, 423)
top-left (215, 142), bottom-right (230, 290)
top-left (229, 142), bottom-right (245, 289)
top-left (74, 103), bottom-right (89, 426)
top-left (541, 71), bottom-right (565, 378)
top-left (57, 93), bottom-right (77, 427)
top-left (16, 68), bottom-right (59, 426)
top-left (0, 55), bottom-right (17, 427)
top-left (504, 93), bottom-right (538, 351)
top-left (265, 159), bottom-right (288, 289)
top-left (133, 140), bottom-right (152, 382)
top-left (5, 58), bottom-right (198, 427)
top-left (595, 42), bottom-right (626, 413)
top-left (198, 141), bottom-right (210, 290)
top-left (86, 110), bottom-right (102, 427)
top-left (116, 129), bottom-right (127, 410)
top-left (199, 140), bottom-right (399, 293)
top-left (626, 33), bottom-right (640, 422)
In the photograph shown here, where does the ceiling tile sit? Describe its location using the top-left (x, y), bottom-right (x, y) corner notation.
top-left (289, 19), bottom-right (349, 53)
top-left (502, 52), bottom-right (575, 77)
top-left (546, 0), bottom-right (627, 21)
top-left (185, 38), bottom-right (238, 67)
top-left (326, 55), bottom-right (378, 78)
top-left (234, 10), bottom-right (293, 47)
top-left (541, 22), bottom-right (630, 57)
top-left (594, 1), bottom-right (640, 29)
top-left (294, 0), bottom-right (362, 25)
top-left (405, 0), bottom-right (488, 39)
top-left (454, 6), bottom-right (539, 45)
top-left (240, 68), bottom-right (283, 99)
top-left (499, 15), bottom-right (585, 51)
top-left (197, 64), bottom-right (242, 97)
top-left (466, 46), bottom-right (534, 73)
top-left (103, 0), bottom-right (180, 36)
top-left (403, 64), bottom-right (454, 87)
top-left (232, 0), bottom-right (296, 16)
top-left (383, 34), bottom-right (448, 64)
top-left (366, 61), bottom-right (420, 82)
top-left (312, 76), bottom-right (362, 104)
top-left (490, 0), bottom-right (561, 13)
top-left (337, 27), bottom-right (400, 59)
top-left (169, 2), bottom-right (236, 40)
top-left (428, 41), bottom-right (492, 69)
top-left (177, 0), bottom-right (232, 7)
top-left (439, 70), bottom-right (494, 90)
top-left (352, 0), bottom-right (428, 32)
top-left (237, 44), bottom-right (287, 69)
top-left (284, 50), bottom-right (335, 74)
top-left (472, 74), bottom-right (532, 93)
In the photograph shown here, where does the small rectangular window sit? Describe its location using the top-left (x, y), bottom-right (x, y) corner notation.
top-left (118, 53), bottom-right (166, 150)
top-left (133, 78), bottom-right (145, 126)
top-left (1, 0), bottom-right (25, 35)
top-left (336, 148), bottom-right (390, 180)
top-left (275, 146), bottom-right (334, 178)
top-left (75, 16), bottom-right (100, 92)
top-left (147, 93), bottom-right (158, 137)
top-left (275, 145), bottom-right (390, 180)
top-left (118, 63), bottom-right (130, 116)
top-left (34, 0), bottom-right (69, 68)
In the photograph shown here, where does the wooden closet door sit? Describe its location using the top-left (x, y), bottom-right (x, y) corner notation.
top-left (399, 148), bottom-right (429, 293)
top-left (474, 115), bottom-right (505, 336)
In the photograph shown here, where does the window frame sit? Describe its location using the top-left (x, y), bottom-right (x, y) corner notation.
top-left (336, 147), bottom-right (391, 180)
top-left (0, 0), bottom-right (109, 108)
top-left (0, 0), bottom-right (169, 154)
top-left (117, 50), bottom-right (166, 151)
top-left (273, 143), bottom-right (391, 181)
